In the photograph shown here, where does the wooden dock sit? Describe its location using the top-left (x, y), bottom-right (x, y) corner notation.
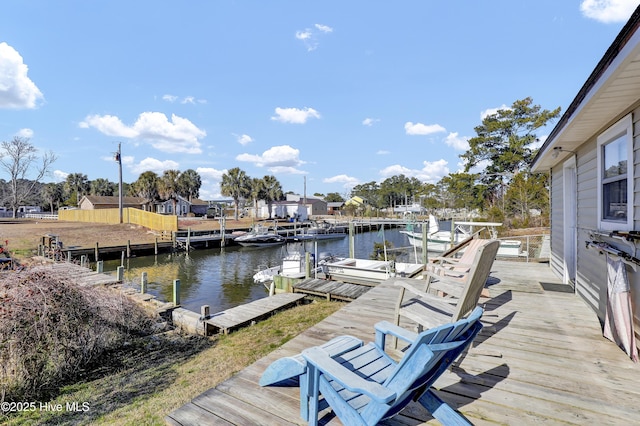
top-left (167, 260), bottom-right (640, 425)
top-left (37, 261), bottom-right (120, 286)
top-left (293, 278), bottom-right (371, 301)
top-left (205, 293), bottom-right (307, 334)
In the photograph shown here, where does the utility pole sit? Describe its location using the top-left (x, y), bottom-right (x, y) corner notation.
top-left (115, 142), bottom-right (123, 224)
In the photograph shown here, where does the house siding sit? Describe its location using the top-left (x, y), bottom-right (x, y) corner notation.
top-left (552, 107), bottom-right (640, 334)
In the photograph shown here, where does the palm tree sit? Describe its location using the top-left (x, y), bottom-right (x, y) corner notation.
top-left (90, 178), bottom-right (115, 196)
top-left (129, 171), bottom-right (159, 210)
top-left (177, 169), bottom-right (202, 202)
top-left (41, 183), bottom-right (63, 212)
top-left (220, 167), bottom-right (250, 220)
top-left (249, 177), bottom-right (265, 219)
top-left (262, 175), bottom-right (283, 219)
top-left (64, 173), bottom-right (89, 206)
top-left (158, 170), bottom-right (181, 215)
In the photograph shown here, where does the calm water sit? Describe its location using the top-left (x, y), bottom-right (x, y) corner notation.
top-left (102, 228), bottom-right (416, 312)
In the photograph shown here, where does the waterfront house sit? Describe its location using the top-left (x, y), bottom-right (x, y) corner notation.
top-left (531, 5), bottom-right (640, 353)
top-left (155, 195), bottom-right (209, 216)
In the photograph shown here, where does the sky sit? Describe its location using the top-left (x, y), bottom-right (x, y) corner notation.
top-left (0, 1), bottom-right (638, 201)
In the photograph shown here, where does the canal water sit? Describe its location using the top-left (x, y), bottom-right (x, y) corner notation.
top-left (103, 228), bottom-right (420, 312)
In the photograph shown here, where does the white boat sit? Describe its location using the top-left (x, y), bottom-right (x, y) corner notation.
top-left (288, 220), bottom-right (347, 242)
top-left (321, 257), bottom-right (424, 286)
top-left (253, 251), bottom-right (338, 285)
top-left (234, 224), bottom-right (287, 247)
top-left (400, 214), bottom-right (523, 257)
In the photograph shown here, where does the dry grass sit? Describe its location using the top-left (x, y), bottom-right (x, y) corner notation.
top-left (2, 298), bottom-right (344, 425)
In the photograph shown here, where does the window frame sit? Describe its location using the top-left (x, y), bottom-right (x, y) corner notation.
top-left (596, 114), bottom-right (634, 231)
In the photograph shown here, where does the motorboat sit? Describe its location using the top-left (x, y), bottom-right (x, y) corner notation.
top-left (253, 251), bottom-right (338, 285)
top-left (234, 224), bottom-right (286, 247)
top-left (287, 220), bottom-right (347, 242)
top-left (400, 214), bottom-right (523, 256)
top-left (321, 257), bottom-right (424, 286)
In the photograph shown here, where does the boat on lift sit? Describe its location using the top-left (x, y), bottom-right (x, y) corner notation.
top-left (234, 224), bottom-right (286, 247)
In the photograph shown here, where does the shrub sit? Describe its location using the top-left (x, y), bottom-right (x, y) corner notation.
top-left (0, 266), bottom-right (155, 401)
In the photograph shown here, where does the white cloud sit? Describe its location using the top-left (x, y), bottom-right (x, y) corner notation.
top-left (296, 24), bottom-right (333, 51)
top-left (0, 42), bottom-right (43, 109)
top-left (80, 112), bottom-right (206, 154)
top-left (271, 107), bottom-right (320, 124)
top-left (16, 128), bottom-right (34, 138)
top-left (52, 170), bottom-right (69, 182)
top-left (404, 122), bottom-right (446, 136)
top-left (315, 24), bottom-right (333, 33)
top-left (377, 150), bottom-right (390, 155)
top-left (444, 132), bottom-right (469, 151)
top-left (234, 133), bottom-right (254, 145)
top-left (580, 0), bottom-right (637, 23)
top-left (481, 104), bottom-right (509, 119)
top-left (162, 94), bottom-right (178, 102)
top-left (162, 94), bottom-right (206, 104)
top-left (380, 159), bottom-right (449, 184)
top-left (323, 174), bottom-right (360, 189)
top-left (362, 117), bottom-right (379, 126)
top-left (130, 157), bottom-right (180, 175)
top-left (236, 145), bottom-right (305, 169)
top-left (181, 96), bottom-right (195, 104)
top-left (196, 166), bottom-right (226, 199)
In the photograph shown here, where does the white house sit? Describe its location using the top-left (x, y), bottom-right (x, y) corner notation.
top-left (531, 5), bottom-right (640, 355)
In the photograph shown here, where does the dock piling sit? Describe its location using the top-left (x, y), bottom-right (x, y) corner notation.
top-left (141, 271), bottom-right (148, 293)
top-left (97, 260), bottom-right (103, 273)
top-left (173, 279), bottom-right (181, 306)
top-left (116, 266), bottom-right (124, 283)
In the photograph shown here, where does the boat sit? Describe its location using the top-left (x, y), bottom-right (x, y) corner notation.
top-left (321, 257), bottom-right (424, 286)
top-left (253, 251), bottom-right (338, 285)
top-left (287, 220), bottom-right (347, 242)
top-left (234, 224), bottom-right (287, 247)
top-left (400, 214), bottom-right (523, 257)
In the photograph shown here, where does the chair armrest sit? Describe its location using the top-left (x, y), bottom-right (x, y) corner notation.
top-left (375, 320), bottom-right (418, 346)
top-left (302, 346), bottom-right (396, 403)
top-left (423, 271), bottom-right (464, 298)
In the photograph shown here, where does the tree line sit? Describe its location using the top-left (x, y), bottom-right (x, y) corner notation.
top-left (1, 97), bottom-right (560, 226)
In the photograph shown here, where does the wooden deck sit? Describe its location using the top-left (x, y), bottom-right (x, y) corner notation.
top-left (205, 293), bottom-right (307, 334)
top-left (293, 278), bottom-right (372, 301)
top-left (167, 260), bottom-right (640, 425)
top-left (39, 261), bottom-right (120, 286)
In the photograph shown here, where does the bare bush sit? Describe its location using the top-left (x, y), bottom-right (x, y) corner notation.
top-left (0, 266), bottom-right (155, 401)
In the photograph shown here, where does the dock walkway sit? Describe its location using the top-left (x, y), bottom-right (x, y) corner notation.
top-left (293, 278), bottom-right (371, 301)
top-left (167, 260), bottom-right (640, 425)
top-left (37, 261), bottom-right (119, 286)
top-left (205, 293), bottom-right (306, 334)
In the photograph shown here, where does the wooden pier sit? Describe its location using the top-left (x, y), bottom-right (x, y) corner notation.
top-left (292, 278), bottom-right (371, 301)
top-left (167, 261), bottom-right (640, 425)
top-left (205, 293), bottom-right (307, 334)
top-left (37, 261), bottom-right (120, 286)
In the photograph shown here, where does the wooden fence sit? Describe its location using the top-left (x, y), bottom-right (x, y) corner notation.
top-left (58, 208), bottom-right (178, 232)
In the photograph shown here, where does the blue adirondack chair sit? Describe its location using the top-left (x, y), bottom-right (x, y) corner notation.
top-left (300, 306), bottom-right (483, 425)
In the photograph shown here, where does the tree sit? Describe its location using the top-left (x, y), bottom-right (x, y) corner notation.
top-left (158, 170), bottom-right (181, 215)
top-left (90, 178), bottom-right (115, 196)
top-left (220, 167), bottom-right (250, 220)
top-left (249, 177), bottom-right (264, 219)
top-left (262, 175), bottom-right (283, 219)
top-left (64, 173), bottom-right (89, 206)
top-left (129, 171), bottom-right (159, 209)
top-left (324, 192), bottom-right (344, 202)
top-left (504, 171), bottom-right (549, 225)
top-left (351, 181), bottom-right (381, 209)
top-left (439, 173), bottom-right (485, 212)
top-left (177, 169), bottom-right (201, 202)
top-left (461, 97), bottom-right (560, 195)
top-left (0, 137), bottom-right (56, 217)
top-left (41, 182), bottom-right (63, 212)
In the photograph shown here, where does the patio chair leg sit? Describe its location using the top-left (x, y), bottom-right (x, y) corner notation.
top-left (418, 389), bottom-right (472, 426)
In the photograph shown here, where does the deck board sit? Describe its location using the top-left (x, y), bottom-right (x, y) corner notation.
top-left (293, 278), bottom-right (371, 301)
top-left (205, 293), bottom-right (306, 334)
top-left (167, 261), bottom-right (640, 425)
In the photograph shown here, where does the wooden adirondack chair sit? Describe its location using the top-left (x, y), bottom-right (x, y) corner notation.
top-left (300, 307), bottom-right (484, 426)
top-left (394, 239), bottom-right (499, 335)
top-left (428, 237), bottom-right (492, 279)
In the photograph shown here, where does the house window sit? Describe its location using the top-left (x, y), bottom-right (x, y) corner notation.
top-left (597, 114), bottom-right (634, 231)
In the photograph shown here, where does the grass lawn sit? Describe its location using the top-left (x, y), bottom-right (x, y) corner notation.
top-left (2, 299), bottom-right (344, 426)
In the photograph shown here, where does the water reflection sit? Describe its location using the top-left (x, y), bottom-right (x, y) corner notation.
top-left (103, 229), bottom-right (412, 312)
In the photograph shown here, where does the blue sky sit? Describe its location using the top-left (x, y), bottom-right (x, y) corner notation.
top-left (0, 1), bottom-right (637, 200)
